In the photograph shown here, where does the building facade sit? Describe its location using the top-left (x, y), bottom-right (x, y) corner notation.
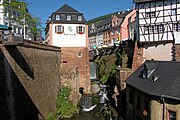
top-left (0, 0), bottom-right (36, 40)
top-left (88, 10), bottom-right (136, 49)
top-left (132, 0), bottom-right (180, 70)
top-left (45, 4), bottom-right (91, 93)
top-left (126, 60), bottom-right (180, 120)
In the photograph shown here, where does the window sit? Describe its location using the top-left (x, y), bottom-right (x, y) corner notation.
top-left (77, 26), bottom-right (85, 34)
top-left (171, 9), bottom-right (176, 15)
top-left (151, 12), bottom-right (156, 17)
top-left (55, 25), bottom-right (64, 34)
top-left (144, 26), bottom-right (149, 33)
top-left (149, 26), bottom-right (154, 33)
top-left (168, 110), bottom-right (176, 120)
top-left (111, 30), bottom-right (114, 35)
top-left (173, 24), bottom-right (178, 31)
top-left (67, 15), bottom-right (71, 21)
top-left (78, 52), bottom-right (82, 57)
top-left (78, 16), bottom-right (82, 21)
top-left (159, 24), bottom-right (164, 33)
top-left (154, 25), bottom-right (158, 33)
top-left (173, 23), bottom-right (180, 32)
top-left (145, 12), bottom-right (156, 18)
top-left (145, 13), bottom-right (150, 18)
top-left (55, 14), bottom-right (60, 20)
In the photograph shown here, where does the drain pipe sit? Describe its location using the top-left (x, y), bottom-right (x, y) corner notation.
top-left (161, 95), bottom-right (165, 120)
top-left (160, 94), bottom-right (180, 120)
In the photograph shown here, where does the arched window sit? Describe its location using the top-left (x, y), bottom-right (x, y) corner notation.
top-left (55, 14), bottom-right (60, 20)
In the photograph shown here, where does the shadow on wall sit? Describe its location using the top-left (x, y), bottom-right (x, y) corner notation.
top-left (0, 48), bottom-right (42, 120)
top-left (4, 46), bottom-right (34, 79)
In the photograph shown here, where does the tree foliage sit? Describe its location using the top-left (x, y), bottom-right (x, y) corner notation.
top-left (2, 0), bottom-right (42, 40)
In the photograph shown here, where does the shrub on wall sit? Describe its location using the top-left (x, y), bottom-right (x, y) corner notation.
top-left (47, 86), bottom-right (78, 120)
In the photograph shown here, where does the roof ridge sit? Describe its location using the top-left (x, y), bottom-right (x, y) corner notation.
top-left (56, 4), bottom-right (81, 14)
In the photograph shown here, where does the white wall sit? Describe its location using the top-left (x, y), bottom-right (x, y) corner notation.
top-left (143, 43), bottom-right (173, 61)
top-left (52, 24), bottom-right (87, 47)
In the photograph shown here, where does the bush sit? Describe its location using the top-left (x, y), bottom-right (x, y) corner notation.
top-left (47, 86), bottom-right (78, 120)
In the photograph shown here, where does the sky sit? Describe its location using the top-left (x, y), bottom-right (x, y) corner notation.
top-left (24, 0), bottom-right (134, 37)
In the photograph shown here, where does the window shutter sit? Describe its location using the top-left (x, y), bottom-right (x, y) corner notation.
top-left (76, 26), bottom-right (79, 33)
top-left (55, 26), bottom-right (57, 33)
top-left (83, 27), bottom-right (85, 33)
top-left (62, 26), bottom-right (64, 33)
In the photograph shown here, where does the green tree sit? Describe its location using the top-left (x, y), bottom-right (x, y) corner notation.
top-left (2, 0), bottom-right (42, 40)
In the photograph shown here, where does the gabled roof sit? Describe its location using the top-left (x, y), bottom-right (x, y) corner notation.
top-left (56, 4), bottom-right (80, 14)
top-left (126, 60), bottom-right (180, 101)
top-left (116, 10), bottom-right (132, 18)
top-left (46, 4), bottom-right (86, 24)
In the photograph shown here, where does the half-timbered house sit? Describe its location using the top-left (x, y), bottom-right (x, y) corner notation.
top-left (136, 0), bottom-right (180, 43)
top-left (132, 0), bottom-right (180, 70)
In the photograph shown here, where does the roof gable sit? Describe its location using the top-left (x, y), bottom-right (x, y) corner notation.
top-left (56, 4), bottom-right (81, 14)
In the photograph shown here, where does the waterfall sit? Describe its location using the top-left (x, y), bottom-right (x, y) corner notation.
top-left (81, 95), bottom-right (92, 109)
top-left (99, 85), bottom-right (109, 104)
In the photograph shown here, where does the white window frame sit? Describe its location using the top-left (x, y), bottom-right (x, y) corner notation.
top-left (154, 25), bottom-right (158, 33)
top-left (55, 25), bottom-right (64, 34)
top-left (67, 15), bottom-right (71, 21)
top-left (77, 26), bottom-right (85, 34)
top-left (151, 12), bottom-right (156, 18)
top-left (78, 16), bottom-right (82, 21)
top-left (149, 26), bottom-right (154, 33)
top-left (171, 9), bottom-right (177, 15)
top-left (159, 25), bottom-right (164, 33)
top-left (55, 14), bottom-right (60, 20)
top-left (144, 26), bottom-right (149, 33)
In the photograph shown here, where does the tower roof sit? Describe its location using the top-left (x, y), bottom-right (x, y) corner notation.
top-left (56, 4), bottom-right (81, 14)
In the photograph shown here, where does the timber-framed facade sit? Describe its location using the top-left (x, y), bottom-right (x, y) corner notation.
top-left (135, 0), bottom-right (180, 44)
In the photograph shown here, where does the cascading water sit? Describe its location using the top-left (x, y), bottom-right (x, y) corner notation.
top-left (64, 84), bottom-right (123, 120)
top-left (99, 85), bottom-right (109, 104)
top-left (81, 95), bottom-right (92, 109)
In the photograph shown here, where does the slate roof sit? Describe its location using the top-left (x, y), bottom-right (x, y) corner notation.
top-left (56, 4), bottom-right (79, 14)
top-left (48, 4), bottom-right (86, 24)
top-left (134, 0), bottom-right (156, 3)
top-left (116, 10), bottom-right (132, 18)
top-left (125, 60), bottom-right (180, 101)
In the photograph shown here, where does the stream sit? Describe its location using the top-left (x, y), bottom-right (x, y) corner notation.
top-left (63, 85), bottom-right (122, 120)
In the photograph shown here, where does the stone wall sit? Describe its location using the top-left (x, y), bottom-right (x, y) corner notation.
top-left (119, 68), bottom-right (134, 90)
top-left (132, 42), bottom-right (144, 70)
top-left (175, 44), bottom-right (180, 61)
top-left (0, 40), bottom-right (61, 120)
top-left (60, 68), bottom-right (80, 105)
top-left (61, 47), bottom-right (91, 93)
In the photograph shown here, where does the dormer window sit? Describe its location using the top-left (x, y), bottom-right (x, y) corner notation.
top-left (142, 64), bottom-right (155, 79)
top-left (67, 15), bottom-right (71, 21)
top-left (78, 16), bottom-right (82, 21)
top-left (55, 14), bottom-right (60, 20)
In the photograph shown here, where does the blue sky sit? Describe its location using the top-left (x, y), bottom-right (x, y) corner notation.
top-left (24, 0), bottom-right (134, 36)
